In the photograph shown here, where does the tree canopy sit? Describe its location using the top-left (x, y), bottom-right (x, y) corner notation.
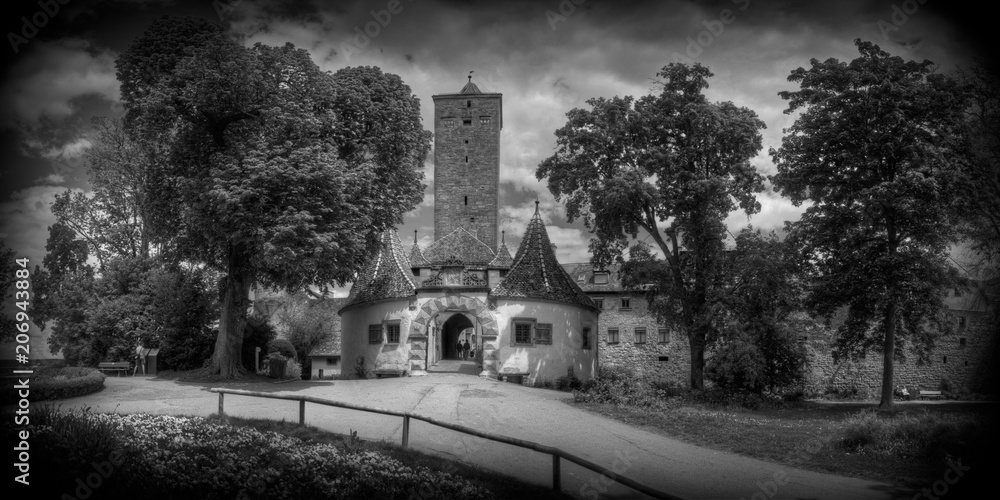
top-left (120, 17), bottom-right (430, 377)
top-left (770, 39), bottom-right (969, 408)
top-left (538, 63), bottom-right (765, 388)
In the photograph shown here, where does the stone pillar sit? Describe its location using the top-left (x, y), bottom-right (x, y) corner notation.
top-left (479, 333), bottom-right (499, 379)
top-left (408, 327), bottom-right (428, 377)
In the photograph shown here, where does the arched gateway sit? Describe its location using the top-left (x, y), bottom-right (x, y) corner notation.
top-left (410, 295), bottom-right (499, 378)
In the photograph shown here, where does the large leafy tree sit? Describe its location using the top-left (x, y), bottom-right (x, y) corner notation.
top-left (121, 17), bottom-right (429, 377)
top-left (706, 228), bottom-right (809, 393)
top-left (957, 60), bottom-right (1000, 277)
top-left (538, 63), bottom-right (765, 388)
top-left (53, 115), bottom-right (159, 268)
top-left (770, 40), bottom-right (969, 408)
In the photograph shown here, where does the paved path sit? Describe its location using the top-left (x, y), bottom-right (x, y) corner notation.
top-left (54, 372), bottom-right (911, 500)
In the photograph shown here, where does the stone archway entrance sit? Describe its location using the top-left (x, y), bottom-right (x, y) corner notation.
top-left (442, 314), bottom-right (474, 360)
top-left (409, 294), bottom-right (499, 378)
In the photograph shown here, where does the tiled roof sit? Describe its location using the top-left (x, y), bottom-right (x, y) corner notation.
top-left (308, 298), bottom-right (348, 356)
top-left (345, 230), bottom-right (416, 307)
top-left (460, 78), bottom-right (482, 94)
top-left (560, 263), bottom-right (624, 293)
top-left (408, 231), bottom-right (430, 267)
top-left (488, 231), bottom-right (514, 268)
top-left (422, 227), bottom-right (497, 265)
top-left (491, 203), bottom-right (597, 310)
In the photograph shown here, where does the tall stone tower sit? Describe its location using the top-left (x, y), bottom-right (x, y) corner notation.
top-left (432, 75), bottom-right (502, 250)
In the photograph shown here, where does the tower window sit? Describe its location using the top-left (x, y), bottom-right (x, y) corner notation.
top-left (465, 140), bottom-right (468, 144)
top-left (467, 100), bottom-right (471, 107)
top-left (470, 217), bottom-right (475, 223)
top-left (960, 337), bottom-right (967, 346)
top-left (464, 196), bottom-right (468, 205)
top-left (465, 156), bottom-right (468, 163)
top-left (463, 119), bottom-right (472, 126)
top-left (480, 116), bottom-right (491, 125)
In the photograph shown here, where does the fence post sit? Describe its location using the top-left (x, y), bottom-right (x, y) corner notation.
top-left (218, 392), bottom-right (224, 416)
top-left (299, 400), bottom-right (306, 425)
top-left (402, 415), bottom-right (410, 448)
top-left (552, 454), bottom-right (561, 492)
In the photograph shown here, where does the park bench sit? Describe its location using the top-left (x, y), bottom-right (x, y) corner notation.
top-left (499, 371), bottom-right (529, 384)
top-left (918, 390), bottom-right (944, 400)
top-left (98, 361), bottom-right (131, 376)
top-left (374, 368), bottom-right (406, 378)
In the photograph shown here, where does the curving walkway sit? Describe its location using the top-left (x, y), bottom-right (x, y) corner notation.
top-left (51, 374), bottom-right (910, 500)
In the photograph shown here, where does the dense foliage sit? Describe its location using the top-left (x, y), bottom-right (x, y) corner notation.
top-left (16, 409), bottom-right (492, 499)
top-left (770, 40), bottom-right (970, 407)
top-left (538, 63), bottom-right (765, 389)
top-left (119, 17), bottom-right (430, 377)
top-left (19, 367), bottom-right (106, 402)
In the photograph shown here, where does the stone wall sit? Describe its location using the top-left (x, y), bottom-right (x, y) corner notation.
top-left (801, 310), bottom-right (998, 397)
top-left (595, 293), bottom-right (691, 383)
top-left (594, 291), bottom-right (997, 395)
top-left (432, 93), bottom-right (501, 249)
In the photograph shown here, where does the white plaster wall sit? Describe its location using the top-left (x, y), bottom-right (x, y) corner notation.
top-left (493, 299), bottom-right (598, 384)
top-left (309, 356), bottom-right (341, 379)
top-left (340, 300), bottom-right (414, 378)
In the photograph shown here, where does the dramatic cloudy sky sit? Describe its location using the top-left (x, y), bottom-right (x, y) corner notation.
top-left (0, 0), bottom-right (991, 293)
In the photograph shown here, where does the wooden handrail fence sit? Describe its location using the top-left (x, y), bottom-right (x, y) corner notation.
top-left (210, 388), bottom-right (681, 500)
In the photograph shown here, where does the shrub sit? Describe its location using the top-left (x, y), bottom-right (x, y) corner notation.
top-left (285, 359), bottom-right (302, 379)
top-left (839, 409), bottom-right (980, 459)
top-left (14, 410), bottom-right (493, 499)
top-left (573, 365), bottom-right (662, 407)
top-left (30, 367), bottom-right (106, 401)
top-left (554, 374), bottom-right (583, 391)
top-left (353, 356), bottom-right (370, 379)
top-left (159, 327), bottom-right (215, 371)
top-left (266, 338), bottom-right (297, 360)
top-left (242, 314), bottom-right (277, 370)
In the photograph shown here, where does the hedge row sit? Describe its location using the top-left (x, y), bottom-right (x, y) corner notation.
top-left (31, 367), bottom-right (106, 401)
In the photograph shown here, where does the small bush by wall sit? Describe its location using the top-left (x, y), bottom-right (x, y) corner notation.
top-left (266, 338), bottom-right (297, 360)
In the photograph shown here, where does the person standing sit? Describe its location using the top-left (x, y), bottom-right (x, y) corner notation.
top-left (462, 339), bottom-right (471, 360)
top-left (456, 340), bottom-right (463, 360)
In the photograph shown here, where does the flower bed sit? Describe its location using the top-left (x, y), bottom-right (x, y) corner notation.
top-left (21, 409), bottom-right (493, 499)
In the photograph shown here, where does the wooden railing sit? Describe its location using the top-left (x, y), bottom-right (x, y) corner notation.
top-left (210, 388), bottom-right (682, 500)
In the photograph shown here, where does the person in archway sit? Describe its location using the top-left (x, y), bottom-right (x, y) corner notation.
top-left (455, 340), bottom-right (463, 360)
top-left (462, 338), bottom-right (471, 360)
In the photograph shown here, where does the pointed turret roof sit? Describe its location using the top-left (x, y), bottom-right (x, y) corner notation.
top-left (491, 202), bottom-right (597, 309)
top-left (488, 230), bottom-right (514, 268)
top-left (422, 227), bottom-right (497, 265)
top-left (460, 73), bottom-right (482, 94)
top-left (345, 229), bottom-right (416, 308)
top-left (408, 230), bottom-right (430, 267)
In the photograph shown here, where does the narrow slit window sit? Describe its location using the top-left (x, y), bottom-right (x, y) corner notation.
top-left (464, 196), bottom-right (468, 205)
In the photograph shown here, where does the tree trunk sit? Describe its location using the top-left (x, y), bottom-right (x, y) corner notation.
top-left (210, 242), bottom-right (253, 378)
top-left (689, 326), bottom-right (706, 390)
top-left (879, 299), bottom-right (897, 409)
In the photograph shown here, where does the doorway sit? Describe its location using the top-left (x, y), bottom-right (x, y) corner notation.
top-left (442, 313), bottom-right (474, 360)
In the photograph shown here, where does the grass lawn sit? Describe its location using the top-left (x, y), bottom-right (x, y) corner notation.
top-left (206, 414), bottom-right (572, 500)
top-left (574, 399), bottom-right (1000, 491)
